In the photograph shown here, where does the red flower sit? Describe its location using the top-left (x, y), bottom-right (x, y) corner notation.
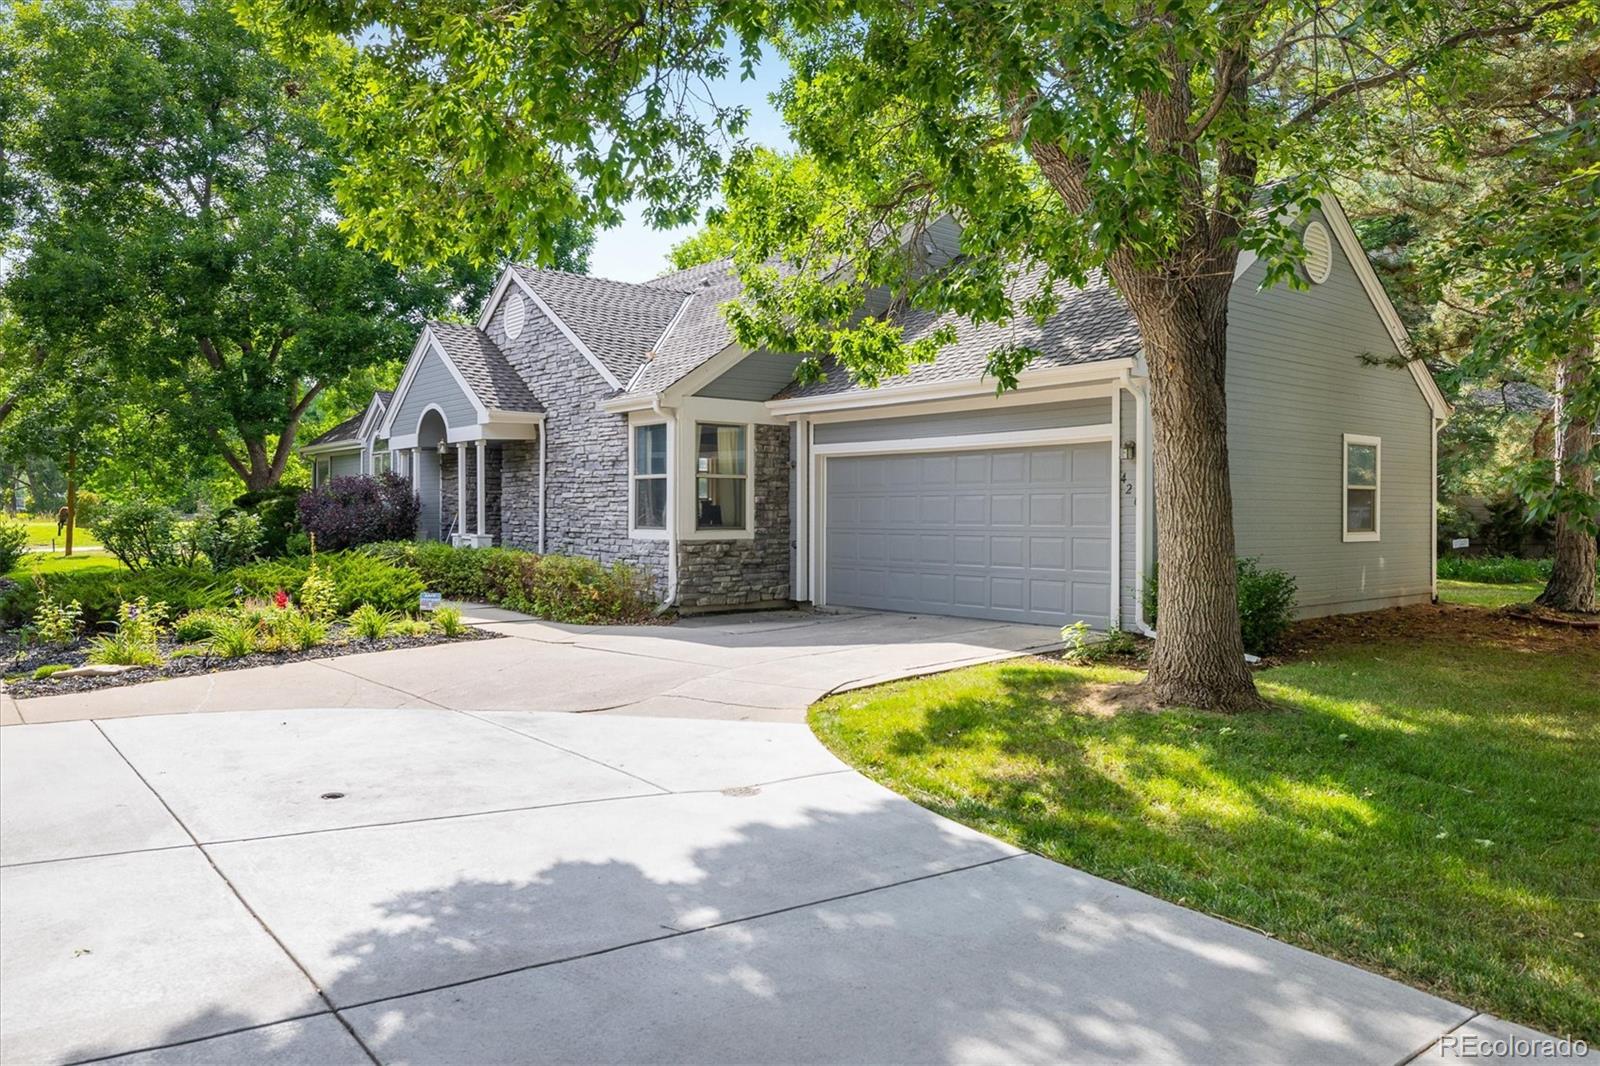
top-left (274, 588), bottom-right (289, 609)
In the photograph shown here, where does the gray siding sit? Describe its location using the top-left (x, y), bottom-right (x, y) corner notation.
top-left (1118, 390), bottom-right (1137, 626)
top-left (695, 350), bottom-right (807, 401)
top-left (813, 398), bottom-right (1111, 446)
top-left (329, 452), bottom-right (363, 479)
top-left (1226, 211), bottom-right (1434, 617)
top-left (482, 286), bottom-right (669, 585)
top-left (391, 347), bottom-right (479, 434)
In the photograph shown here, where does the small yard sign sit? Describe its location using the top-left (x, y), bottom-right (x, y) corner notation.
top-left (419, 592), bottom-right (442, 612)
top-left (1451, 538), bottom-right (1470, 549)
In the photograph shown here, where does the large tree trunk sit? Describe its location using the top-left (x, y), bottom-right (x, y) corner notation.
top-left (1130, 280), bottom-right (1262, 710)
top-left (64, 448), bottom-right (77, 557)
top-left (1536, 347), bottom-right (1597, 613)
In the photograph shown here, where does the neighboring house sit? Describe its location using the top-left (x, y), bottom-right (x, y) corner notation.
top-left (300, 391), bottom-right (395, 489)
top-left (311, 194), bottom-right (1447, 627)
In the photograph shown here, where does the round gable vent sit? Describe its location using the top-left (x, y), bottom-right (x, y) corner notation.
top-left (504, 291), bottom-right (527, 340)
top-left (1303, 220), bottom-right (1333, 284)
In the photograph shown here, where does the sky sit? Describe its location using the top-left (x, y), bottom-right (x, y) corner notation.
top-left (585, 53), bottom-right (792, 283)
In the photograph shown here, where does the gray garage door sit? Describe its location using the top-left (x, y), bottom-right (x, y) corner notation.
top-left (824, 444), bottom-right (1112, 627)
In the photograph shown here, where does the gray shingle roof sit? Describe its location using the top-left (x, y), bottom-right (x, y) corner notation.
top-left (512, 267), bottom-right (690, 384)
top-left (428, 322), bottom-right (543, 413)
top-left (629, 259), bottom-right (743, 395)
top-left (775, 266), bottom-right (1142, 400)
top-left (306, 411), bottom-right (365, 448)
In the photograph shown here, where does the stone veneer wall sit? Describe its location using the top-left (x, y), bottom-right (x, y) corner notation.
top-left (675, 423), bottom-right (793, 608)
top-left (440, 445), bottom-right (505, 542)
top-left (480, 296), bottom-right (669, 592)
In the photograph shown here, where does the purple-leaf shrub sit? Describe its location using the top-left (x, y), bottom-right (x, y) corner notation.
top-left (296, 473), bottom-right (421, 551)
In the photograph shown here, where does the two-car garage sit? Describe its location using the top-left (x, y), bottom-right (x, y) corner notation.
top-left (808, 399), bottom-right (1120, 629)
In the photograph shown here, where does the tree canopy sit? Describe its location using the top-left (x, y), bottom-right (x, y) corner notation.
top-left (0, 0), bottom-right (518, 492)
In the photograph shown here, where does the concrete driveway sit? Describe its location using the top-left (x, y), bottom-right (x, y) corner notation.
top-left (0, 611), bottom-right (1561, 1064)
top-left (5, 609), bottom-right (1064, 725)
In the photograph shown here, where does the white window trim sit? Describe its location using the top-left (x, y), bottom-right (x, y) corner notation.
top-left (1342, 433), bottom-right (1381, 542)
top-left (628, 418), bottom-right (670, 541)
top-left (683, 419), bottom-right (755, 541)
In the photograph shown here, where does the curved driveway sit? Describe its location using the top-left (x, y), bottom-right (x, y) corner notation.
top-left (0, 611), bottom-right (1548, 1064)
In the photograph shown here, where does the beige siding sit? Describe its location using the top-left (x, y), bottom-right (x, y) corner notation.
top-left (1226, 213), bottom-right (1435, 617)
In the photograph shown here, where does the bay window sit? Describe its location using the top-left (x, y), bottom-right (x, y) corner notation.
top-left (695, 423), bottom-right (747, 531)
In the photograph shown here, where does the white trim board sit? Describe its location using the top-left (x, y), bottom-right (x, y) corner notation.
top-left (767, 359), bottom-right (1136, 417)
top-left (812, 424), bottom-right (1114, 457)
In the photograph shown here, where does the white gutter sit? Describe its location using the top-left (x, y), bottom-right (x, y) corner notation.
top-left (537, 427), bottom-right (547, 554)
top-left (1109, 377), bottom-right (1123, 630)
top-left (652, 394), bottom-right (680, 610)
top-left (1431, 415), bottom-right (1442, 603)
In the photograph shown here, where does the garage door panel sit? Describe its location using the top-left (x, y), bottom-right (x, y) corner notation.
top-left (826, 442), bottom-right (1112, 627)
top-left (992, 494), bottom-right (1027, 525)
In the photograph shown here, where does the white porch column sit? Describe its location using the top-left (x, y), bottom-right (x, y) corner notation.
top-left (474, 439), bottom-right (487, 539)
top-left (455, 442), bottom-right (467, 541)
top-left (410, 447), bottom-right (421, 485)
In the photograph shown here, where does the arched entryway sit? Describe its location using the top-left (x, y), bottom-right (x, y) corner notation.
top-left (414, 408), bottom-right (449, 540)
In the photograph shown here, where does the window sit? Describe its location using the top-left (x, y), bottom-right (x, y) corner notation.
top-left (314, 458), bottom-right (330, 488)
top-left (372, 451), bottom-right (391, 476)
top-left (695, 423), bottom-right (747, 531)
top-left (632, 423), bottom-right (667, 531)
top-left (1343, 434), bottom-right (1380, 541)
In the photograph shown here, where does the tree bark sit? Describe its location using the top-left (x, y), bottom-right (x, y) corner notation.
top-left (1127, 278), bottom-right (1262, 710)
top-left (64, 448), bottom-right (77, 558)
top-left (1535, 346), bottom-right (1597, 613)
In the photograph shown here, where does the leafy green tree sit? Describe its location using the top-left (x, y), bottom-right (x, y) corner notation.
top-left (243, 0), bottom-right (1576, 707)
top-left (1351, 24), bottom-right (1597, 611)
top-left (1, 0), bottom-right (508, 493)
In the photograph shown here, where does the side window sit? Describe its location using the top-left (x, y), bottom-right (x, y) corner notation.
top-left (1343, 435), bottom-right (1380, 541)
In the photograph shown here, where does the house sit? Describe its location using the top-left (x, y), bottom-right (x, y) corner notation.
top-left (312, 195), bottom-right (1448, 627)
top-left (300, 391), bottom-right (395, 488)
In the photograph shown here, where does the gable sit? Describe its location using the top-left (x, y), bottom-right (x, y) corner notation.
top-left (389, 345), bottom-right (481, 435)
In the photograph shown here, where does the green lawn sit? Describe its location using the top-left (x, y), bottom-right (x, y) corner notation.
top-left (20, 518), bottom-right (101, 551)
top-left (6, 551), bottom-right (125, 580)
top-left (811, 617), bottom-right (1600, 1040)
top-left (1437, 578), bottom-right (1543, 608)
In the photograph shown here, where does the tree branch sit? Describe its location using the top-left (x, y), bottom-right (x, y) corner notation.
top-left (1287, 0), bottom-right (1584, 127)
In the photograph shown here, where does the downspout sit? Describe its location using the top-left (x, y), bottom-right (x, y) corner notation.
top-left (537, 420), bottom-right (547, 554)
top-left (1431, 415), bottom-right (1442, 603)
top-left (1126, 372), bottom-right (1157, 638)
top-left (652, 393), bottom-right (680, 611)
top-left (1109, 378), bottom-right (1123, 630)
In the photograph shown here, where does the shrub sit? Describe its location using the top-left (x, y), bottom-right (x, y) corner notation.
top-left (89, 501), bottom-right (199, 571)
top-left (1437, 555), bottom-right (1553, 584)
top-left (348, 603), bottom-right (395, 639)
top-left (492, 554), bottom-right (656, 625)
top-left (360, 540), bottom-right (513, 600)
top-left (298, 560), bottom-right (339, 619)
top-left (432, 605), bottom-right (466, 637)
top-left (0, 515), bottom-right (27, 575)
top-left (232, 486), bottom-right (304, 558)
top-left (297, 474), bottom-right (421, 551)
top-left (172, 609), bottom-right (228, 643)
top-left (230, 553), bottom-right (423, 616)
top-left (1143, 558), bottom-right (1298, 657)
top-left (281, 610), bottom-right (330, 651)
top-left (197, 509), bottom-right (263, 570)
top-left (1, 567), bottom-right (227, 629)
top-left (32, 593), bottom-right (83, 646)
top-left (86, 597), bottom-right (168, 667)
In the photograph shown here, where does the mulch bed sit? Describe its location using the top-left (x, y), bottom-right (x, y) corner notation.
top-left (1, 626), bottom-right (499, 699)
top-left (1276, 600), bottom-right (1599, 660)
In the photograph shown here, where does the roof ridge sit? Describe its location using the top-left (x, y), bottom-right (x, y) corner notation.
top-left (515, 263), bottom-right (693, 297)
